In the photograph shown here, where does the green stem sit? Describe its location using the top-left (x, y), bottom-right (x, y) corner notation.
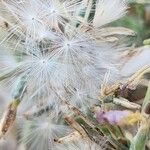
top-left (129, 82), bottom-right (150, 150)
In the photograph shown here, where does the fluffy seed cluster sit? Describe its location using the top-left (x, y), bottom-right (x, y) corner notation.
top-left (0, 0), bottom-right (129, 149)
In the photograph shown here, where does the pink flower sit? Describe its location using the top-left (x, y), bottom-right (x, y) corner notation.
top-left (96, 110), bottom-right (129, 125)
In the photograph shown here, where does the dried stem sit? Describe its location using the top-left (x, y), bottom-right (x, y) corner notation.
top-left (0, 76), bottom-right (26, 138)
top-left (0, 99), bottom-right (19, 138)
top-left (113, 97), bottom-right (141, 110)
top-left (64, 115), bottom-right (87, 138)
top-left (101, 65), bottom-right (150, 98)
top-left (63, 101), bottom-right (96, 128)
top-left (54, 131), bottom-right (82, 144)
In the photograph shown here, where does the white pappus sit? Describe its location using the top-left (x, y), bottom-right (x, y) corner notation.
top-left (0, 0), bottom-right (130, 149)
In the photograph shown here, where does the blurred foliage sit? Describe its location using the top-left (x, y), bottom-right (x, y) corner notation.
top-left (113, 3), bottom-right (150, 46)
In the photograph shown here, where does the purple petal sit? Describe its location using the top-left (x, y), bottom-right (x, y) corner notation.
top-left (96, 110), bottom-right (129, 125)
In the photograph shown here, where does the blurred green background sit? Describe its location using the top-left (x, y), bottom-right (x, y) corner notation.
top-left (114, 2), bottom-right (150, 46)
